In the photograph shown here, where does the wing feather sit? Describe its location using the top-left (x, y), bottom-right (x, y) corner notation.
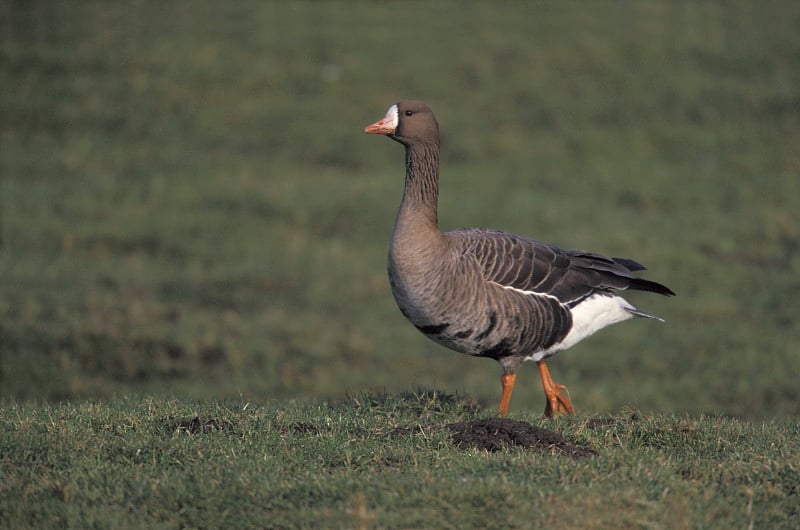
top-left (448, 228), bottom-right (674, 304)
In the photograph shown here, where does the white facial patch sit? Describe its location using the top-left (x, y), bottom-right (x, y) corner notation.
top-left (384, 104), bottom-right (399, 129)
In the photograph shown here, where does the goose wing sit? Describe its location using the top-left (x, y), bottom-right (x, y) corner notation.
top-left (450, 228), bottom-right (673, 306)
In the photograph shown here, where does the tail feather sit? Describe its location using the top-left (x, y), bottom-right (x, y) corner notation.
top-left (625, 305), bottom-right (666, 322)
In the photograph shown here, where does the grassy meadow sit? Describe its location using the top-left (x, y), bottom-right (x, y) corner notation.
top-left (1, 1), bottom-right (799, 527)
top-left (2, 394), bottom-right (800, 528)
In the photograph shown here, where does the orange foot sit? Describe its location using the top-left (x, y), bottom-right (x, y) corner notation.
top-left (538, 361), bottom-right (575, 417)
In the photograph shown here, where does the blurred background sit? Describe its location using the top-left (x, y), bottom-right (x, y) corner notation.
top-left (1, 1), bottom-right (798, 418)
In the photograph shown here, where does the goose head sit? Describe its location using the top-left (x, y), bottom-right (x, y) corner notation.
top-left (365, 100), bottom-right (439, 146)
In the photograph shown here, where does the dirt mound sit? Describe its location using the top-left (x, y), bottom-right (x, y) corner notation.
top-left (447, 417), bottom-right (595, 458)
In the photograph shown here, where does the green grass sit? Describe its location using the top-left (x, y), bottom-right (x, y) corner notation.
top-left (2, 7), bottom-right (800, 523)
top-left (1, 394), bottom-right (799, 528)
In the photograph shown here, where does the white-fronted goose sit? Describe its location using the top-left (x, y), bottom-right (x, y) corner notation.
top-left (365, 100), bottom-right (674, 416)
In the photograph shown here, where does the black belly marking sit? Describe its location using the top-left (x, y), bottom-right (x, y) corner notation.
top-left (415, 322), bottom-right (450, 335)
top-left (453, 329), bottom-right (473, 339)
top-left (479, 339), bottom-right (513, 360)
top-left (475, 312), bottom-right (497, 341)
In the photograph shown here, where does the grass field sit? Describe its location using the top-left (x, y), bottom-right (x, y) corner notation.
top-left (2, 394), bottom-right (799, 528)
top-left (1, 2), bottom-right (799, 526)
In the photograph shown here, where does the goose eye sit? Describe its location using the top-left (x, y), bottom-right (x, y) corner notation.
top-left (404, 110), bottom-right (413, 116)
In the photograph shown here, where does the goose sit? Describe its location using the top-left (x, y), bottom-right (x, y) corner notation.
top-left (364, 100), bottom-right (674, 417)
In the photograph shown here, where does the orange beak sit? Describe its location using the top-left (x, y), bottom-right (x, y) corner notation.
top-left (364, 104), bottom-right (398, 135)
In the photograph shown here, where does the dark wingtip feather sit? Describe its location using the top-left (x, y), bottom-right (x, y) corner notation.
top-left (612, 257), bottom-right (647, 272)
top-left (628, 277), bottom-right (675, 296)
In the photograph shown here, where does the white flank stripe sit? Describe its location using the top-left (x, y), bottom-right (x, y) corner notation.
top-left (490, 281), bottom-right (561, 303)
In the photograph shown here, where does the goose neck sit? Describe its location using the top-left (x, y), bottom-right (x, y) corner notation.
top-left (399, 141), bottom-right (440, 228)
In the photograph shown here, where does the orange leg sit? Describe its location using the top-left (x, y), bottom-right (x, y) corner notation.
top-left (496, 373), bottom-right (517, 416)
top-left (537, 361), bottom-right (575, 417)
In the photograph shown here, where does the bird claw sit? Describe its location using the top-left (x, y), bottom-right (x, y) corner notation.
top-left (543, 384), bottom-right (574, 417)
